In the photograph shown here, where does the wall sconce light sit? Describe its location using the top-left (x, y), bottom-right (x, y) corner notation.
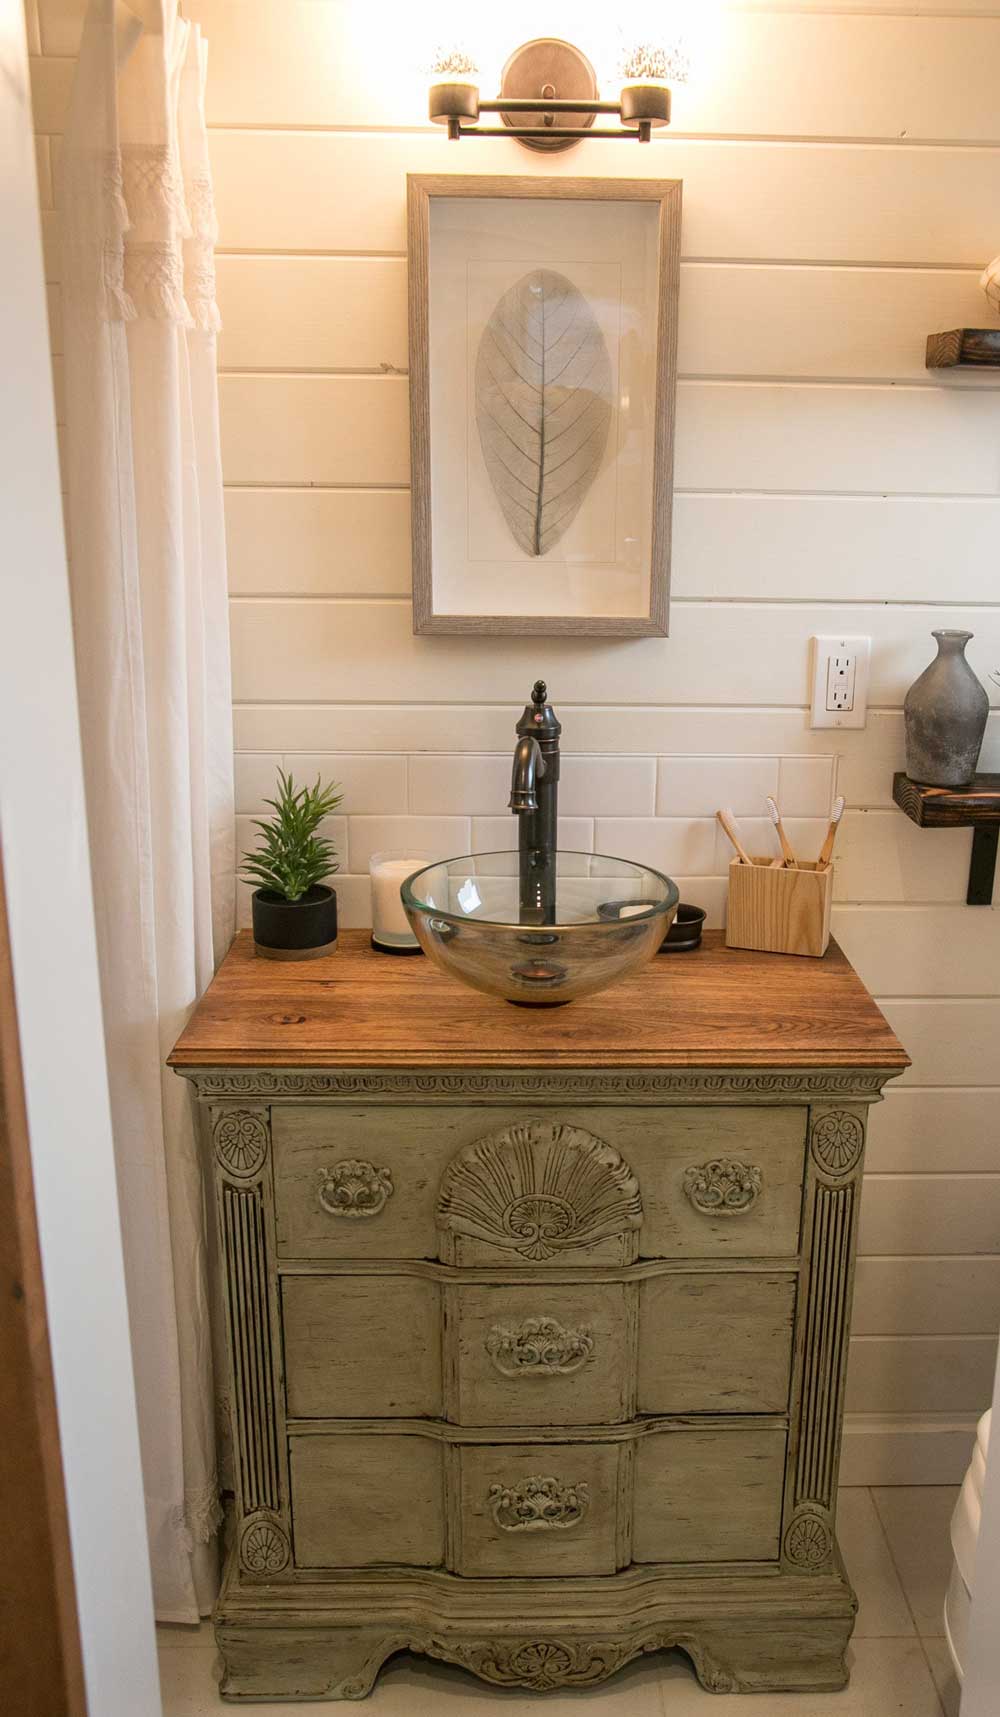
top-left (428, 34), bottom-right (680, 149)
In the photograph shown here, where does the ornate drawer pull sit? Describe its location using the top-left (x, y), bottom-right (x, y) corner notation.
top-left (317, 1159), bottom-right (393, 1218)
top-left (683, 1157), bottom-right (762, 1215)
top-left (486, 1316), bottom-right (594, 1378)
top-left (489, 1476), bottom-right (589, 1532)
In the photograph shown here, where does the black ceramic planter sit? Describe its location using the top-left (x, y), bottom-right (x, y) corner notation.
top-left (252, 885), bottom-right (338, 960)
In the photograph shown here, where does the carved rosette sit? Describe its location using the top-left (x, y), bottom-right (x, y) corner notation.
top-left (810, 1110), bottom-right (865, 1179)
top-left (212, 1107), bottom-right (269, 1178)
top-left (437, 1122), bottom-right (642, 1261)
top-left (489, 1476), bottom-right (589, 1532)
top-left (317, 1159), bottom-right (393, 1218)
top-left (683, 1157), bottom-right (762, 1215)
top-left (783, 1506), bottom-right (833, 1571)
top-left (486, 1316), bottom-right (595, 1378)
top-left (448, 1638), bottom-right (625, 1691)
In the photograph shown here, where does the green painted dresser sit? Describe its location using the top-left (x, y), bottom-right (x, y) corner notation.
top-left (169, 928), bottom-right (908, 1701)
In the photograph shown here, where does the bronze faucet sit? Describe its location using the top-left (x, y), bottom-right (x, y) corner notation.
top-left (509, 680), bottom-right (561, 924)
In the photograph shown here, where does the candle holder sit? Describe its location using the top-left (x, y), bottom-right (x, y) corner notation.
top-left (369, 851), bottom-right (432, 953)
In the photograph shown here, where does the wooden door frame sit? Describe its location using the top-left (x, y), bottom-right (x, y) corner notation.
top-left (0, 848), bottom-right (87, 1715)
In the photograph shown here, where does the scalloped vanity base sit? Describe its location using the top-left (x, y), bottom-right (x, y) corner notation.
top-left (215, 1558), bottom-right (857, 1701)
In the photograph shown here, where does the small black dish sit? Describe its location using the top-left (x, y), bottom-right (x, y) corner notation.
top-left (659, 903), bottom-right (706, 953)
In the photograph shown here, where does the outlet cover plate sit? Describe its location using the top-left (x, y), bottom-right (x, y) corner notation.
top-left (810, 635), bottom-right (871, 729)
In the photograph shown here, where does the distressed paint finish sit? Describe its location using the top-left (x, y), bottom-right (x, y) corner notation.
top-left (780, 1104), bottom-right (870, 1576)
top-left (209, 1103), bottom-right (293, 1583)
top-left (176, 944), bottom-right (907, 1700)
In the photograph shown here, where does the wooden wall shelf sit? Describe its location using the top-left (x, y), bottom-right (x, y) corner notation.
top-left (893, 772), bottom-right (1000, 904)
top-left (926, 329), bottom-right (1000, 369)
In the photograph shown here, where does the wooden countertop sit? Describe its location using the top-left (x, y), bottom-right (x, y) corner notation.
top-left (168, 930), bottom-right (909, 1072)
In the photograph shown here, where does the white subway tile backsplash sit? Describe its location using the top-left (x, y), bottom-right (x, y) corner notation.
top-left (669, 876), bottom-right (729, 929)
top-left (778, 756), bottom-right (836, 817)
top-left (558, 756), bottom-right (657, 818)
top-left (409, 754), bottom-right (510, 817)
top-left (714, 816), bottom-right (830, 872)
top-left (347, 816), bottom-right (470, 874)
top-left (408, 754), bottom-right (657, 819)
top-left (595, 818), bottom-right (718, 875)
top-left (471, 817), bottom-right (594, 854)
top-left (325, 874), bottom-right (374, 930)
top-left (656, 756), bottom-right (778, 818)
top-left (283, 754), bottom-right (406, 816)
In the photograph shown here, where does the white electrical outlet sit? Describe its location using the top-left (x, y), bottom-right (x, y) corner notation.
top-left (810, 636), bottom-right (870, 729)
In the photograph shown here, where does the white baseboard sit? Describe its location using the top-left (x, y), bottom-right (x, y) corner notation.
top-left (841, 1413), bottom-right (980, 1486)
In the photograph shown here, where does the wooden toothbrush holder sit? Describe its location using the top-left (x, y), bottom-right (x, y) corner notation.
top-left (726, 857), bottom-right (833, 958)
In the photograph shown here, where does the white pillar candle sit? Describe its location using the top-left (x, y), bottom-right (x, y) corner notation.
top-left (369, 851), bottom-right (430, 950)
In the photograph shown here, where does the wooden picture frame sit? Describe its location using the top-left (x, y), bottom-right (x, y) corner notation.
top-left (407, 175), bottom-right (682, 637)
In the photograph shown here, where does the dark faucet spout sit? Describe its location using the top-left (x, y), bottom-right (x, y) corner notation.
top-left (509, 735), bottom-right (545, 813)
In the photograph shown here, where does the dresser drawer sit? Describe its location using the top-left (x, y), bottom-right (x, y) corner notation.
top-left (272, 1104), bottom-right (805, 1264)
top-left (454, 1442), bottom-right (624, 1577)
top-left (289, 1434), bottom-right (444, 1568)
top-left (637, 1273), bottom-right (796, 1414)
top-left (283, 1276), bottom-right (441, 1419)
top-left (449, 1283), bottom-right (631, 1427)
top-left (625, 1108), bottom-right (806, 1260)
top-left (633, 1427), bottom-right (786, 1564)
top-left (272, 1107), bottom-right (461, 1259)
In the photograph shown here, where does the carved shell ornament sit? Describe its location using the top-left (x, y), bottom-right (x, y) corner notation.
top-left (239, 1517), bottom-right (290, 1574)
top-left (489, 1475), bottom-right (589, 1532)
top-left (783, 1507), bottom-right (833, 1570)
top-left (475, 269), bottom-right (612, 558)
top-left (683, 1157), bottom-right (762, 1214)
top-left (437, 1122), bottom-right (642, 1261)
top-left (982, 254), bottom-right (1000, 314)
top-left (810, 1111), bottom-right (864, 1177)
top-left (317, 1159), bottom-right (393, 1218)
top-left (212, 1108), bottom-right (269, 1177)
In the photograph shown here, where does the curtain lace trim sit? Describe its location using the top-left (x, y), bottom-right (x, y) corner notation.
top-left (98, 146), bottom-right (221, 330)
top-left (122, 143), bottom-right (192, 239)
top-left (124, 241), bottom-right (194, 327)
top-left (175, 1477), bottom-right (224, 1550)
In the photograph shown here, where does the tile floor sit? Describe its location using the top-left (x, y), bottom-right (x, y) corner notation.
top-left (157, 1488), bottom-right (962, 1717)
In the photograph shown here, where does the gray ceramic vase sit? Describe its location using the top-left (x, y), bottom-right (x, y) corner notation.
top-left (903, 630), bottom-right (988, 787)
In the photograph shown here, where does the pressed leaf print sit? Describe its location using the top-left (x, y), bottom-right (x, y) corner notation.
top-left (475, 269), bottom-right (612, 558)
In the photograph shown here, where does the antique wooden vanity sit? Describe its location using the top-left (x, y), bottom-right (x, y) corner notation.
top-left (169, 929), bottom-right (907, 1701)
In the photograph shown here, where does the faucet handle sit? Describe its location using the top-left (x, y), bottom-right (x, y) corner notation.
top-left (531, 679), bottom-right (548, 707)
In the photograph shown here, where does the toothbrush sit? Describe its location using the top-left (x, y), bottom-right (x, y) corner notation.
top-left (818, 796), bottom-right (846, 868)
top-left (765, 796), bottom-right (798, 869)
top-left (716, 808), bottom-right (753, 865)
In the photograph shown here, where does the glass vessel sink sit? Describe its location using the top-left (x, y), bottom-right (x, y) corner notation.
top-left (402, 851), bottom-right (679, 1006)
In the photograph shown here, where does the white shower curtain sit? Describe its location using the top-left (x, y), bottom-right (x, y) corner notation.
top-left (60, 0), bottom-right (234, 1620)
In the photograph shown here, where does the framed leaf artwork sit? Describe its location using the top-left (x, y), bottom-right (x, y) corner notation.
top-left (407, 175), bottom-right (682, 637)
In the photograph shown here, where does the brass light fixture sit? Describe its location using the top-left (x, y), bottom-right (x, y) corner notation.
top-left (429, 36), bottom-right (676, 149)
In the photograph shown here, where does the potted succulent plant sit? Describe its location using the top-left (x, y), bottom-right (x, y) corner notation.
top-left (241, 770), bottom-right (342, 959)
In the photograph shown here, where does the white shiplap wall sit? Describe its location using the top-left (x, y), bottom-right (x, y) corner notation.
top-left (30, 0), bottom-right (1000, 1481)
